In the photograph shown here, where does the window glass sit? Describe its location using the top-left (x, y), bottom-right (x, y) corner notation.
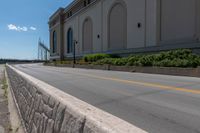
top-left (53, 31), bottom-right (57, 53)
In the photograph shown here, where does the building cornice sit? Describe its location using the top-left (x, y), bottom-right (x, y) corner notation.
top-left (63, 0), bottom-right (81, 13)
top-left (49, 8), bottom-right (64, 24)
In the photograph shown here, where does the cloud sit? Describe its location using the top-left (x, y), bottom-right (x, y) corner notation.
top-left (8, 24), bottom-right (18, 31)
top-left (19, 26), bottom-right (28, 32)
top-left (30, 26), bottom-right (37, 31)
top-left (7, 24), bottom-right (37, 32)
top-left (7, 24), bottom-right (26, 31)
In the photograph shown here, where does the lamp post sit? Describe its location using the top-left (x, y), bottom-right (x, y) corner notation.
top-left (73, 40), bottom-right (78, 68)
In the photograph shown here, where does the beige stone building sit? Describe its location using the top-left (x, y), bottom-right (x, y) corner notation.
top-left (49, 0), bottom-right (200, 60)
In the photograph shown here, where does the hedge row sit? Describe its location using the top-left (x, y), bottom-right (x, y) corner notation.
top-left (83, 54), bottom-right (113, 62)
top-left (84, 49), bottom-right (200, 68)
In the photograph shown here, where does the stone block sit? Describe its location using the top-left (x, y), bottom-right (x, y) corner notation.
top-left (42, 113), bottom-right (48, 133)
top-left (48, 97), bottom-right (55, 108)
top-left (30, 87), bottom-right (37, 98)
top-left (34, 94), bottom-right (42, 111)
top-left (52, 101), bottom-right (59, 120)
top-left (31, 124), bottom-right (37, 133)
top-left (60, 109), bottom-right (86, 133)
top-left (53, 104), bottom-right (66, 133)
top-left (43, 104), bottom-right (53, 118)
top-left (38, 100), bottom-right (44, 113)
top-left (45, 119), bottom-right (54, 133)
top-left (42, 93), bottom-right (49, 105)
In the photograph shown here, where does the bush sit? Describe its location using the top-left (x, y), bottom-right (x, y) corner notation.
top-left (113, 58), bottom-right (128, 66)
top-left (126, 49), bottom-right (200, 67)
top-left (83, 54), bottom-right (112, 62)
top-left (193, 56), bottom-right (200, 66)
top-left (153, 58), bottom-right (199, 68)
top-left (126, 56), bottom-right (141, 66)
top-left (147, 49), bottom-right (192, 62)
top-left (88, 49), bottom-right (200, 68)
top-left (138, 55), bottom-right (156, 66)
top-left (94, 58), bottom-right (116, 65)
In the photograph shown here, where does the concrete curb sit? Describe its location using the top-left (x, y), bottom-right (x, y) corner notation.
top-left (45, 64), bottom-right (200, 78)
top-left (6, 64), bottom-right (147, 133)
top-left (5, 67), bottom-right (26, 133)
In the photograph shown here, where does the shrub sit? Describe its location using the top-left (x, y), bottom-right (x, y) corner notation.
top-left (153, 58), bottom-right (198, 68)
top-left (113, 58), bottom-right (128, 66)
top-left (94, 58), bottom-right (116, 65)
top-left (193, 56), bottom-right (200, 66)
top-left (127, 49), bottom-right (199, 67)
top-left (87, 49), bottom-right (200, 68)
top-left (138, 55), bottom-right (156, 66)
top-left (152, 49), bottom-right (192, 61)
top-left (126, 56), bottom-right (141, 66)
top-left (83, 54), bottom-right (112, 62)
top-left (153, 59), bottom-right (171, 67)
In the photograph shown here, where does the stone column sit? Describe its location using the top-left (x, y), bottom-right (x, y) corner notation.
top-left (59, 14), bottom-right (64, 60)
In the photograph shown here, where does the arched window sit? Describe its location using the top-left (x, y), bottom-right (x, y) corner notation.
top-left (52, 31), bottom-right (57, 53)
top-left (108, 2), bottom-right (127, 50)
top-left (83, 17), bottom-right (93, 53)
top-left (67, 28), bottom-right (73, 53)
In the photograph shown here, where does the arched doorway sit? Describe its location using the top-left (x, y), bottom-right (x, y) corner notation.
top-left (52, 31), bottom-right (57, 53)
top-left (83, 18), bottom-right (93, 53)
top-left (108, 2), bottom-right (127, 50)
top-left (67, 28), bottom-right (73, 53)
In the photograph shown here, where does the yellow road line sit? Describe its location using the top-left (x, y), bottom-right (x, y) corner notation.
top-left (71, 72), bottom-right (200, 95)
top-left (42, 66), bottom-right (200, 94)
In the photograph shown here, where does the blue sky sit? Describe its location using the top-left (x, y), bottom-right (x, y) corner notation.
top-left (0, 0), bottom-right (73, 59)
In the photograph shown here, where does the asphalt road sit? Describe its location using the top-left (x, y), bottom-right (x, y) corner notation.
top-left (13, 63), bottom-right (200, 133)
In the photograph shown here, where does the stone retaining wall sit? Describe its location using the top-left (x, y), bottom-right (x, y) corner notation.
top-left (6, 65), bottom-right (146, 133)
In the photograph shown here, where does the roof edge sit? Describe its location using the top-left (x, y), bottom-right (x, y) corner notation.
top-left (49, 8), bottom-right (64, 22)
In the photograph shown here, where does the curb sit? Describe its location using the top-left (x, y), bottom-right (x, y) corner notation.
top-left (45, 64), bottom-right (200, 78)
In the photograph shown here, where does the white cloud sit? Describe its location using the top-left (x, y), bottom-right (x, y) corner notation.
top-left (7, 24), bottom-right (29, 32)
top-left (30, 26), bottom-right (37, 31)
top-left (19, 26), bottom-right (28, 32)
top-left (8, 24), bottom-right (18, 31)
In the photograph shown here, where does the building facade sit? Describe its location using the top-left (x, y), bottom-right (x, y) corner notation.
top-left (49, 0), bottom-right (200, 60)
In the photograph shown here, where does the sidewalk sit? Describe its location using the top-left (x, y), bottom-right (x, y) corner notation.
top-left (0, 65), bottom-right (10, 133)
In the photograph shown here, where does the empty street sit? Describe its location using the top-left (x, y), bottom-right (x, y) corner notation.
top-left (14, 63), bottom-right (200, 133)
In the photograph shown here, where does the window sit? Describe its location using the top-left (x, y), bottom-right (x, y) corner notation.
top-left (67, 28), bottom-right (73, 53)
top-left (84, 0), bottom-right (87, 7)
top-left (67, 11), bottom-right (72, 18)
top-left (69, 11), bottom-right (72, 17)
top-left (84, 0), bottom-right (91, 7)
top-left (52, 31), bottom-right (57, 53)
